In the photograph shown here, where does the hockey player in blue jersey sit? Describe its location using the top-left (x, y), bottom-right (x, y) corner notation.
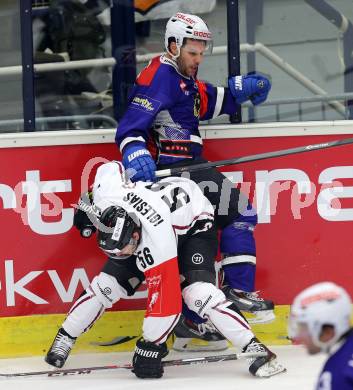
top-left (289, 281), bottom-right (353, 390)
top-left (116, 12), bottom-right (274, 349)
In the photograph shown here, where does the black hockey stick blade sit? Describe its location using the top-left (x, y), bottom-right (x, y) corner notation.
top-left (155, 136), bottom-right (353, 178)
top-left (0, 351), bottom-right (266, 378)
top-left (91, 335), bottom-right (138, 346)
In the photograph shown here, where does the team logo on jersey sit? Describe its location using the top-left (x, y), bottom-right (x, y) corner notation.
top-left (146, 275), bottom-right (161, 314)
top-left (131, 94), bottom-right (161, 115)
top-left (147, 275), bottom-right (161, 288)
top-left (194, 93), bottom-right (201, 117)
top-left (179, 79), bottom-right (189, 95)
top-left (148, 292), bottom-right (159, 312)
top-left (192, 253), bottom-right (204, 264)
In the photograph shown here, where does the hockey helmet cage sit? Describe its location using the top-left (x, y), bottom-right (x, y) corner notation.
top-left (289, 281), bottom-right (352, 351)
top-left (165, 13), bottom-right (213, 57)
top-left (97, 206), bottom-right (141, 259)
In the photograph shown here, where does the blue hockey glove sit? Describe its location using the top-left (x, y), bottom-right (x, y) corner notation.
top-left (228, 73), bottom-right (271, 106)
top-left (122, 144), bottom-right (156, 182)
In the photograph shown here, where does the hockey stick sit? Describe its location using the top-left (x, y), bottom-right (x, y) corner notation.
top-left (155, 136), bottom-right (353, 178)
top-left (227, 0), bottom-right (242, 123)
top-left (0, 351), bottom-right (266, 378)
top-left (90, 335), bottom-right (138, 346)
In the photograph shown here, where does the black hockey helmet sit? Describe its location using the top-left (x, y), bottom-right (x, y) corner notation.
top-left (97, 205), bottom-right (141, 259)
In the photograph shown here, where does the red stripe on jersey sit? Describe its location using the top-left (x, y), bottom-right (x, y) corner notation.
top-left (196, 80), bottom-right (208, 118)
top-left (137, 56), bottom-right (161, 86)
top-left (144, 257), bottom-right (181, 317)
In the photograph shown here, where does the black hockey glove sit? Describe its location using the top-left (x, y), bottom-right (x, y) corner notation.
top-left (73, 192), bottom-right (97, 238)
top-left (132, 338), bottom-right (168, 379)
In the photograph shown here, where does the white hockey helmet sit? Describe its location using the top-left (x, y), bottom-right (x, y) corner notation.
top-left (289, 281), bottom-right (352, 351)
top-left (165, 12), bottom-right (213, 57)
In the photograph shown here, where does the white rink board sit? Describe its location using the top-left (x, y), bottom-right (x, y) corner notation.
top-left (0, 345), bottom-right (326, 390)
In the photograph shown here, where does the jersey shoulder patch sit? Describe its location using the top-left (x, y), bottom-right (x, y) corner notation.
top-left (137, 56), bottom-right (162, 86)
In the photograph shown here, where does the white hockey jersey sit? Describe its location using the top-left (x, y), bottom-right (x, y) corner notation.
top-left (92, 161), bottom-right (214, 343)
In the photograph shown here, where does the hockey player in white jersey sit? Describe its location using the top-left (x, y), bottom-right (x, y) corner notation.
top-left (45, 161), bottom-right (285, 379)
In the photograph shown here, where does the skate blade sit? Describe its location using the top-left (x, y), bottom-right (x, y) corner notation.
top-left (255, 359), bottom-right (286, 378)
top-left (172, 338), bottom-right (229, 352)
top-left (245, 310), bottom-right (276, 324)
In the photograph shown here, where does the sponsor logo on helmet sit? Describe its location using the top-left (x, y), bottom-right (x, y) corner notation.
top-left (112, 216), bottom-right (124, 241)
top-left (175, 13), bottom-right (196, 25)
top-left (192, 253), bottom-right (204, 264)
top-left (300, 291), bottom-right (341, 308)
top-left (193, 30), bottom-right (212, 39)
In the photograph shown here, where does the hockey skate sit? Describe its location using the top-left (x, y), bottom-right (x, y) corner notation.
top-left (243, 337), bottom-right (286, 378)
top-left (45, 328), bottom-right (76, 368)
top-left (172, 315), bottom-right (228, 352)
top-left (222, 286), bottom-right (275, 324)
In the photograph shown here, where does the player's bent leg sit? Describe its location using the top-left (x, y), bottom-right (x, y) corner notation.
top-left (182, 282), bottom-right (285, 377)
top-left (45, 272), bottom-right (126, 368)
top-left (220, 212), bottom-right (275, 324)
top-left (173, 231), bottom-right (227, 352)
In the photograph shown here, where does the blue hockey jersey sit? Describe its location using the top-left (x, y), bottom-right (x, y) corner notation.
top-left (115, 55), bottom-right (238, 165)
top-left (315, 330), bottom-right (353, 390)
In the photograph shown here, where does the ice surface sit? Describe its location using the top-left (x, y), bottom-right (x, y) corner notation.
top-left (0, 345), bottom-right (326, 390)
